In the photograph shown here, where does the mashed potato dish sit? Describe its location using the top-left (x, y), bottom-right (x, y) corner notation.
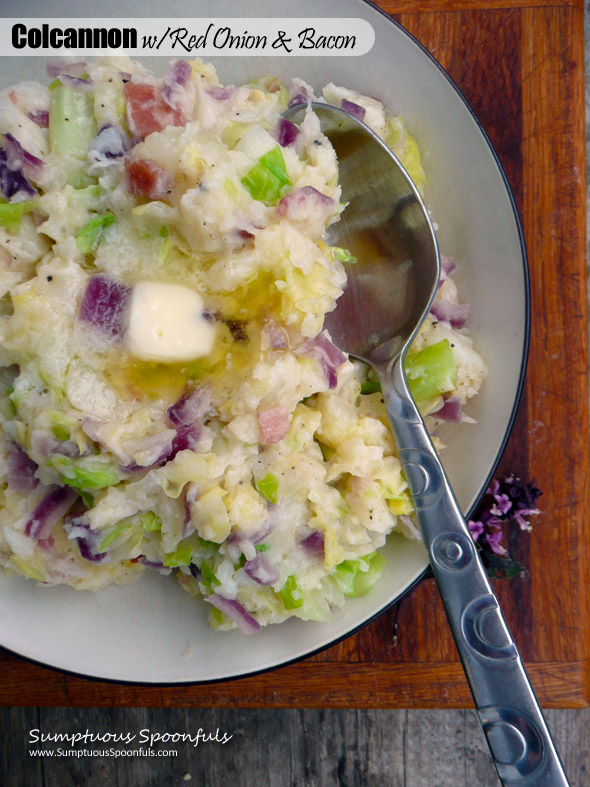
top-left (0, 57), bottom-right (487, 633)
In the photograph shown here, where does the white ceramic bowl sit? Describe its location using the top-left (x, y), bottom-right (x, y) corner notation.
top-left (0, 0), bottom-right (528, 683)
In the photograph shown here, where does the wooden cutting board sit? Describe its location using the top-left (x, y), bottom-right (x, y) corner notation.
top-left (0, 0), bottom-right (586, 708)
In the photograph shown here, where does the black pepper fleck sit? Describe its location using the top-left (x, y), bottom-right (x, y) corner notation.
top-left (46, 276), bottom-right (53, 282)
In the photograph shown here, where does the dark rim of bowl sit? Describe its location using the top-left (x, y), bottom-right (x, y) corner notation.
top-left (0, 3), bottom-right (530, 690)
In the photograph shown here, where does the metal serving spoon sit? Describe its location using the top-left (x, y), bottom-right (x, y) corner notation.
top-left (285, 102), bottom-right (569, 787)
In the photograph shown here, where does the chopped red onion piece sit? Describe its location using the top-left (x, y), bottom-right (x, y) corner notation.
top-left (276, 186), bottom-right (334, 222)
top-left (287, 92), bottom-right (309, 109)
top-left (274, 118), bottom-right (299, 147)
top-left (6, 442), bottom-right (38, 492)
top-left (262, 320), bottom-right (289, 350)
top-left (429, 300), bottom-right (471, 328)
top-left (67, 522), bottom-right (106, 563)
top-left (168, 60), bottom-right (192, 86)
top-left (47, 59), bottom-right (87, 79)
top-left (28, 110), bottom-right (49, 129)
top-left (341, 99), bottom-right (366, 122)
top-left (244, 554), bottom-right (280, 586)
top-left (26, 486), bottom-right (77, 541)
top-left (138, 556), bottom-right (172, 573)
top-left (257, 407), bottom-right (290, 445)
top-left (206, 85), bottom-right (236, 101)
top-left (167, 386), bottom-right (211, 427)
top-left (162, 60), bottom-right (193, 108)
top-left (78, 275), bottom-right (131, 339)
top-left (297, 331), bottom-right (347, 390)
top-left (205, 594), bottom-right (261, 634)
top-left (5, 134), bottom-right (43, 176)
top-left (0, 136), bottom-right (37, 200)
top-left (170, 424), bottom-right (200, 458)
top-left (58, 74), bottom-right (93, 91)
top-left (299, 530), bottom-right (325, 559)
top-left (435, 397), bottom-right (464, 423)
top-left (89, 125), bottom-right (126, 162)
top-left (438, 255), bottom-right (456, 288)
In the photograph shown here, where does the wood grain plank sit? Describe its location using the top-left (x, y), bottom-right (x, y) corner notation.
top-left (520, 5), bottom-right (589, 670)
top-left (377, 0), bottom-right (582, 10)
top-left (0, 660), bottom-right (584, 708)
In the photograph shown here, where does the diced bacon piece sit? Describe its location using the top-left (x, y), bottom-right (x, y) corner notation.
top-left (125, 158), bottom-right (174, 200)
top-left (257, 407), bottom-right (290, 445)
top-left (124, 82), bottom-right (185, 140)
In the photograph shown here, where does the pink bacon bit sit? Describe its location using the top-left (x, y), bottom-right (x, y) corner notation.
top-left (124, 82), bottom-right (185, 141)
top-left (125, 158), bottom-right (174, 201)
top-left (257, 407), bottom-right (290, 445)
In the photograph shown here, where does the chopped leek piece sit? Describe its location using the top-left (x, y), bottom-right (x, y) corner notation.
top-left (50, 455), bottom-right (120, 490)
top-left (140, 511), bottom-right (162, 532)
top-left (49, 85), bottom-right (96, 160)
top-left (241, 145), bottom-right (292, 204)
top-left (360, 380), bottom-right (381, 395)
top-left (76, 212), bottom-right (115, 254)
top-left (279, 575), bottom-right (304, 609)
top-left (99, 521), bottom-right (132, 550)
top-left (405, 339), bottom-right (456, 403)
top-left (163, 539), bottom-right (194, 567)
top-left (331, 246), bottom-right (357, 263)
top-left (0, 201), bottom-right (38, 234)
top-left (255, 473), bottom-right (279, 504)
top-left (200, 559), bottom-right (220, 592)
top-left (332, 551), bottom-right (387, 597)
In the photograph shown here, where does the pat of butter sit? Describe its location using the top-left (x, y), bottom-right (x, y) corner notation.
top-left (125, 281), bottom-right (215, 363)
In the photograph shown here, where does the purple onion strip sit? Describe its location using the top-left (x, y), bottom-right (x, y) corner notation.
top-left (167, 386), bottom-right (211, 427)
top-left (47, 59), bottom-right (87, 79)
top-left (58, 74), bottom-right (93, 91)
top-left (6, 442), bottom-right (39, 493)
top-left (26, 486), bottom-right (77, 541)
top-left (28, 110), bottom-right (49, 129)
top-left (205, 594), bottom-right (261, 635)
top-left (435, 397), bottom-right (464, 423)
top-left (244, 554), bottom-right (280, 586)
top-left (341, 99), bottom-right (366, 122)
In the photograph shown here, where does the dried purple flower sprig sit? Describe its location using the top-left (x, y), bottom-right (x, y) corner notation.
top-left (467, 475), bottom-right (541, 578)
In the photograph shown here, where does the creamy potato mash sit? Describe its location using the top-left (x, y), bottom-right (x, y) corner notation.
top-left (0, 57), bottom-right (486, 633)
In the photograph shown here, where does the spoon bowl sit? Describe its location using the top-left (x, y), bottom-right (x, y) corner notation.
top-left (285, 102), bottom-right (439, 366)
top-left (284, 102), bottom-right (568, 787)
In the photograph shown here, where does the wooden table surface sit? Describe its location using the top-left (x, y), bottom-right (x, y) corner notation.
top-left (0, 0), bottom-right (587, 712)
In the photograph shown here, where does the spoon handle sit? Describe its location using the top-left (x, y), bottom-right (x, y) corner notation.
top-left (381, 359), bottom-right (569, 787)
